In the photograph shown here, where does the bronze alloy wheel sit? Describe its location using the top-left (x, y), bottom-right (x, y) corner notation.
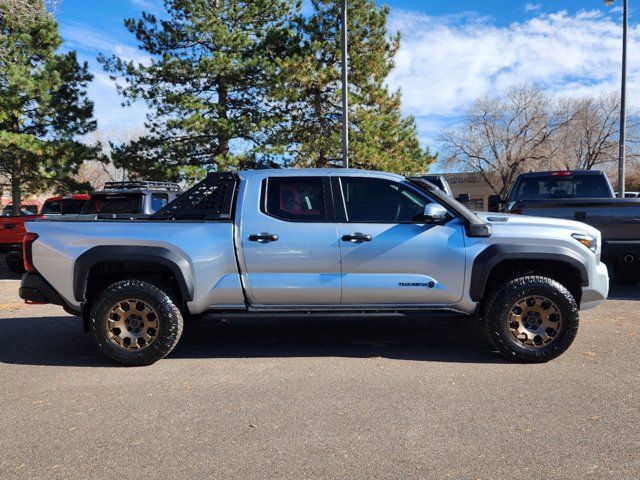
top-left (106, 299), bottom-right (160, 351)
top-left (507, 295), bottom-right (564, 349)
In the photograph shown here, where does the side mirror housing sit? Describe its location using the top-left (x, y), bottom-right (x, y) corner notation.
top-left (488, 195), bottom-right (503, 212)
top-left (421, 203), bottom-right (448, 223)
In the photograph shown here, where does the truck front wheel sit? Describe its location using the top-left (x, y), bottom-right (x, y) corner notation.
top-left (482, 276), bottom-right (579, 362)
top-left (88, 279), bottom-right (184, 366)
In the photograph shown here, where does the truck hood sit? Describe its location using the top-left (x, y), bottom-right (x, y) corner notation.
top-left (475, 212), bottom-right (601, 237)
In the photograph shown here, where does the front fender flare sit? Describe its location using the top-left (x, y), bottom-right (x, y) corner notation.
top-left (469, 244), bottom-right (589, 302)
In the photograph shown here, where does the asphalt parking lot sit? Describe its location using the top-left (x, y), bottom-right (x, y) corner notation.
top-left (0, 258), bottom-right (638, 480)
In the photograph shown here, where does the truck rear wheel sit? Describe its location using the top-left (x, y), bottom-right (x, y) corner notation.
top-left (482, 276), bottom-right (579, 362)
top-left (88, 279), bottom-right (184, 366)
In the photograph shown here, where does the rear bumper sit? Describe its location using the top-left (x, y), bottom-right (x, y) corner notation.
top-left (19, 271), bottom-right (79, 314)
top-left (581, 262), bottom-right (609, 310)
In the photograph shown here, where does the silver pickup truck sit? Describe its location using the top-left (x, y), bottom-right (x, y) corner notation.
top-left (19, 169), bottom-right (609, 365)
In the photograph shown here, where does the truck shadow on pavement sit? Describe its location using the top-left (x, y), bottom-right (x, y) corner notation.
top-left (0, 314), bottom-right (507, 367)
top-left (1, 284), bottom-right (636, 368)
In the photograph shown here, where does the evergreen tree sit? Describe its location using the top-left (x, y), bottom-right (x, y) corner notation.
top-left (269, 0), bottom-right (434, 173)
top-left (0, 0), bottom-right (98, 214)
top-left (102, 0), bottom-right (300, 181)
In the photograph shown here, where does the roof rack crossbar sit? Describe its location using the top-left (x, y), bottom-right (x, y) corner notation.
top-left (103, 181), bottom-right (182, 192)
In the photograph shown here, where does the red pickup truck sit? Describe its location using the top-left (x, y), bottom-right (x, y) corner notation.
top-left (1, 194), bottom-right (89, 273)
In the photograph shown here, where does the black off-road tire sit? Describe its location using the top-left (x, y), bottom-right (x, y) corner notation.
top-left (5, 254), bottom-right (25, 274)
top-left (89, 279), bottom-right (184, 366)
top-left (482, 276), bottom-right (579, 363)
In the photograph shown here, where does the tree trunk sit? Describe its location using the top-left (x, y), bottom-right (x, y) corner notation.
top-left (11, 172), bottom-right (22, 216)
top-left (217, 83), bottom-right (230, 157)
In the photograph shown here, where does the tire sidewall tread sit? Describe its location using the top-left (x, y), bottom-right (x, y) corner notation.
top-left (482, 275), bottom-right (579, 363)
top-left (89, 279), bottom-right (184, 366)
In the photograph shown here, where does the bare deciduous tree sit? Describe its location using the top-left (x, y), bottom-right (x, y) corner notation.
top-left (76, 127), bottom-right (147, 188)
top-left (439, 85), bottom-right (574, 196)
top-left (439, 85), bottom-right (640, 195)
top-left (555, 93), bottom-right (622, 171)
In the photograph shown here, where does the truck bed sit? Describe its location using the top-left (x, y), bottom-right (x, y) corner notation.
top-left (25, 220), bottom-right (244, 314)
top-left (513, 198), bottom-right (640, 241)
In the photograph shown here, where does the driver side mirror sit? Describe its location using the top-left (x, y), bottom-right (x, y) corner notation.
top-left (421, 203), bottom-right (448, 223)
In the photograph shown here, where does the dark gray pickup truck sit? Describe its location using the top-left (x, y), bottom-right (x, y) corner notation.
top-left (491, 170), bottom-right (640, 285)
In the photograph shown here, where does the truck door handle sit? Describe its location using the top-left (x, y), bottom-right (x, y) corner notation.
top-left (248, 232), bottom-right (279, 242)
top-left (342, 233), bottom-right (372, 242)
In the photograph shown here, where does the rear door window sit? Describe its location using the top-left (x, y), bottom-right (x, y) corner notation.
top-left (263, 177), bottom-right (327, 222)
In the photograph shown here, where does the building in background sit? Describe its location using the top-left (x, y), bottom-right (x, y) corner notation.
top-left (442, 172), bottom-right (497, 211)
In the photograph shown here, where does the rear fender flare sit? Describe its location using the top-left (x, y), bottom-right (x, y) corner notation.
top-left (73, 245), bottom-right (194, 303)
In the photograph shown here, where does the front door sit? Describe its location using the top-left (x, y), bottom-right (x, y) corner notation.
top-left (333, 175), bottom-right (466, 306)
top-left (240, 174), bottom-right (341, 306)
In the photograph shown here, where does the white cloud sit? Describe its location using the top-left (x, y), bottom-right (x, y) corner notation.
top-left (387, 9), bottom-right (638, 146)
top-left (59, 22), bottom-right (152, 131)
top-left (89, 72), bottom-right (149, 131)
top-left (60, 22), bottom-right (150, 65)
top-left (525, 3), bottom-right (542, 12)
top-left (130, 0), bottom-right (164, 15)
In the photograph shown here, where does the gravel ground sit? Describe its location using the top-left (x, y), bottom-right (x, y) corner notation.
top-left (0, 258), bottom-right (638, 480)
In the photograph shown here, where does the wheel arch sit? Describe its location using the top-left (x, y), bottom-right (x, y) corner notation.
top-left (74, 246), bottom-right (194, 306)
top-left (470, 244), bottom-right (588, 305)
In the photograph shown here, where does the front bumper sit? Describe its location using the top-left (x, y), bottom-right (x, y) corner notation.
top-left (581, 262), bottom-right (609, 310)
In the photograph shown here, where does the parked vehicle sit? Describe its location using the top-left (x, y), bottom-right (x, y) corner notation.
top-left (2, 204), bottom-right (38, 216)
top-left (419, 175), bottom-right (454, 196)
top-left (489, 170), bottom-right (640, 285)
top-left (40, 194), bottom-right (90, 215)
top-left (20, 169), bottom-right (608, 365)
top-left (1, 195), bottom-right (90, 274)
top-left (420, 174), bottom-right (472, 204)
top-left (79, 181), bottom-right (182, 218)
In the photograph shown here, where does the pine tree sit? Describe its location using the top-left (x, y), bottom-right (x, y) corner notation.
top-left (0, 0), bottom-right (98, 214)
top-left (268, 0), bottom-right (435, 173)
top-left (102, 0), bottom-right (300, 181)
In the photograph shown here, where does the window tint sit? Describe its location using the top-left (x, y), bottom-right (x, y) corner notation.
top-left (151, 193), bottom-right (169, 212)
top-left (339, 177), bottom-right (429, 223)
top-left (41, 201), bottom-right (61, 214)
top-left (83, 195), bottom-right (141, 214)
top-left (265, 177), bottom-right (326, 222)
top-left (60, 199), bottom-right (87, 214)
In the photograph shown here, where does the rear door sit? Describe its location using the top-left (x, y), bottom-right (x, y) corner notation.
top-left (333, 175), bottom-right (466, 306)
top-left (239, 174), bottom-right (342, 306)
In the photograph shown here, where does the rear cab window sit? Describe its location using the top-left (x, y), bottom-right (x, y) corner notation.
top-left (513, 174), bottom-right (612, 200)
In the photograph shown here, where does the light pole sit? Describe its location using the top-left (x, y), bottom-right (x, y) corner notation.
top-left (605, 0), bottom-right (628, 198)
top-left (341, 0), bottom-right (349, 168)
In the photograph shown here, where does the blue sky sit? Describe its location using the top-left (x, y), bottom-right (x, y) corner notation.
top-left (54, 0), bottom-right (637, 156)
